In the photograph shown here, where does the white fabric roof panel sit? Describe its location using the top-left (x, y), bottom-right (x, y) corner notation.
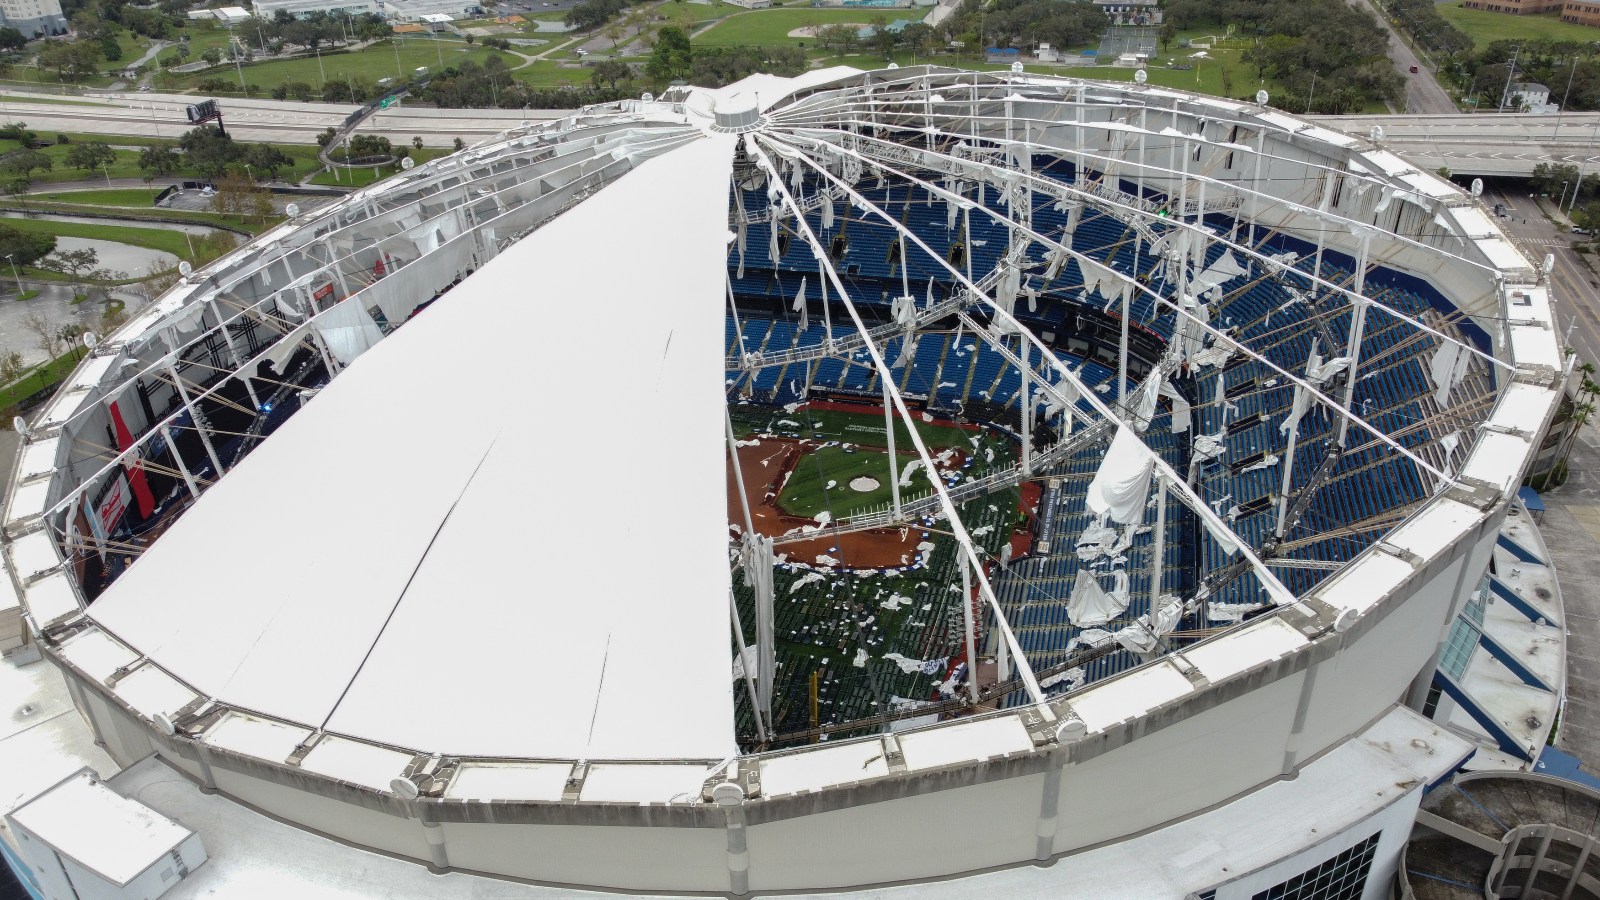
top-left (89, 134), bottom-right (739, 762)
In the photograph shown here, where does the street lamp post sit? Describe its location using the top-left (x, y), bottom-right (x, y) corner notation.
top-left (1555, 56), bottom-right (1580, 143)
top-left (6, 254), bottom-right (23, 297)
top-left (316, 45), bottom-right (325, 86)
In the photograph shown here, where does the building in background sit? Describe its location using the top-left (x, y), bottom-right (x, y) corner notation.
top-left (0, 0), bottom-right (65, 39)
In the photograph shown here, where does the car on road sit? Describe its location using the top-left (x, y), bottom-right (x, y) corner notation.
top-left (1573, 226), bottom-right (1591, 236)
top-left (1409, 65), bottom-right (1419, 74)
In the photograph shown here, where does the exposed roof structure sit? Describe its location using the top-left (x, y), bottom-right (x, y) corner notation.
top-left (0, 67), bottom-right (1565, 895)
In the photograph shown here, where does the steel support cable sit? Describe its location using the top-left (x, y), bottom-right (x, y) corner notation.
top-left (747, 135), bottom-right (1049, 706)
top-left (773, 130), bottom-right (1461, 490)
top-left (766, 96), bottom-right (1489, 277)
top-left (768, 129), bottom-right (1302, 612)
top-left (782, 123), bottom-right (1510, 376)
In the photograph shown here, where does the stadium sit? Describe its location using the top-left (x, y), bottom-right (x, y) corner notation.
top-left (0, 66), bottom-right (1583, 899)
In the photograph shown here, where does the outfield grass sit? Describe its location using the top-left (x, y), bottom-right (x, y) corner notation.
top-left (694, 8), bottom-right (914, 47)
top-left (778, 443), bottom-right (906, 518)
top-left (165, 40), bottom-right (514, 91)
top-left (1436, 1), bottom-right (1600, 44)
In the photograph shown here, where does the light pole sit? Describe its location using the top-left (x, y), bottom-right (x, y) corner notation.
top-left (6, 254), bottom-right (22, 297)
top-left (1555, 55), bottom-right (1580, 143)
top-left (316, 45), bottom-right (325, 86)
top-left (101, 161), bottom-right (111, 187)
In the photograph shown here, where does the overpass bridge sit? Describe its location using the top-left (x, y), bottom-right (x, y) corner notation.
top-left (1308, 112), bottom-right (1600, 178)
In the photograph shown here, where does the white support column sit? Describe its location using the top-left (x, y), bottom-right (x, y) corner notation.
top-left (1019, 336), bottom-right (1032, 475)
top-left (726, 409), bottom-right (756, 535)
top-left (819, 260), bottom-right (833, 351)
top-left (728, 589), bottom-right (770, 743)
top-left (1275, 400), bottom-right (1301, 539)
top-left (960, 548), bottom-right (979, 704)
top-left (1249, 127), bottom-right (1266, 247)
top-left (1336, 232), bottom-right (1373, 447)
top-left (160, 423), bottom-right (200, 499)
top-left (208, 297), bottom-right (262, 411)
top-left (1151, 472), bottom-right (1166, 612)
top-left (1119, 276), bottom-right (1131, 409)
top-left (167, 361), bottom-right (225, 479)
top-left (726, 277), bottom-right (745, 352)
top-left (883, 378), bottom-right (902, 518)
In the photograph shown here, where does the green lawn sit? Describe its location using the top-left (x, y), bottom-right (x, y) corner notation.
top-left (695, 8), bottom-right (914, 47)
top-left (0, 215), bottom-right (204, 261)
top-left (0, 94), bottom-right (116, 108)
top-left (0, 348), bottom-right (87, 410)
top-left (29, 187), bottom-right (166, 207)
top-left (1436, 2), bottom-right (1600, 44)
top-left (513, 57), bottom-right (590, 87)
top-left (778, 443), bottom-right (907, 518)
top-left (164, 40), bottom-right (512, 91)
top-left (309, 146), bottom-right (449, 187)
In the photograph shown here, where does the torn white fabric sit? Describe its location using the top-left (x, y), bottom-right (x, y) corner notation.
top-left (1159, 380), bottom-right (1191, 433)
top-left (311, 297), bottom-right (385, 366)
top-left (1066, 569), bottom-right (1128, 627)
top-left (1240, 453), bottom-right (1280, 473)
top-left (1429, 340), bottom-right (1472, 407)
top-left (1086, 428), bottom-right (1155, 524)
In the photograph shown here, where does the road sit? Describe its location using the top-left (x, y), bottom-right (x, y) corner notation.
top-left (1310, 112), bottom-right (1600, 177)
top-left (1346, 0), bottom-right (1456, 114)
top-left (1486, 186), bottom-right (1600, 365)
top-left (0, 90), bottom-right (574, 148)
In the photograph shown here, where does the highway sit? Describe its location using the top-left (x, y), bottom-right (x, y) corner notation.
top-left (0, 89), bottom-right (1587, 176)
top-left (1309, 112), bottom-right (1600, 177)
top-left (0, 90), bottom-right (571, 147)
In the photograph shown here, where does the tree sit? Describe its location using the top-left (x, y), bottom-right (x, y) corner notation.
top-left (209, 171), bottom-right (270, 221)
top-left (21, 312), bottom-right (62, 358)
top-left (64, 140), bottom-right (115, 175)
top-left (412, 135), bottom-right (424, 151)
top-left (99, 32), bottom-right (121, 62)
top-left (243, 142), bottom-right (294, 180)
top-left (201, 46), bottom-right (222, 66)
top-left (815, 24), bottom-right (858, 53)
top-left (0, 121), bottom-right (35, 143)
top-left (315, 125), bottom-right (338, 148)
top-left (0, 27), bottom-right (27, 51)
top-left (591, 58), bottom-right (632, 90)
top-left (453, 136), bottom-right (465, 151)
top-left (0, 351), bottom-right (25, 385)
top-left (138, 142), bottom-right (179, 180)
top-left (646, 25), bottom-right (692, 82)
top-left (4, 149), bottom-right (51, 179)
top-left (0, 223), bottom-right (55, 266)
top-left (43, 247), bottom-right (99, 281)
top-left (178, 125), bottom-right (240, 179)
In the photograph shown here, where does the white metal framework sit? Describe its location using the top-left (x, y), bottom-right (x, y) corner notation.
top-left (0, 67), bottom-right (1564, 895)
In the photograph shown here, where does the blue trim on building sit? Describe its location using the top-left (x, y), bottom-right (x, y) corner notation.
top-left (1533, 745), bottom-right (1600, 791)
top-left (0, 836), bottom-right (47, 900)
top-left (1477, 630), bottom-right (1555, 694)
top-left (1496, 534), bottom-right (1543, 565)
top-left (1434, 671), bottom-right (1533, 760)
top-left (1488, 575), bottom-right (1546, 624)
